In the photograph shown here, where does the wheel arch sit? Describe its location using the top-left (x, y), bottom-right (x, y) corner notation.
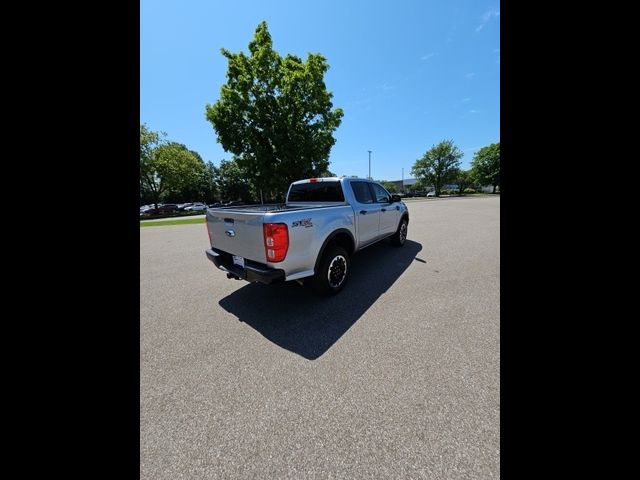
top-left (314, 229), bottom-right (356, 274)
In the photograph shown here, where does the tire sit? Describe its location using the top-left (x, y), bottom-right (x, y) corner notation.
top-left (310, 245), bottom-right (350, 295)
top-left (391, 217), bottom-right (408, 247)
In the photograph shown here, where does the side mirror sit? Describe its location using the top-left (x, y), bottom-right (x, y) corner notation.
top-left (390, 194), bottom-right (401, 203)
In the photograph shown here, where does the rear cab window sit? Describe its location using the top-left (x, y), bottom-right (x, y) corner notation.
top-left (287, 181), bottom-right (345, 202)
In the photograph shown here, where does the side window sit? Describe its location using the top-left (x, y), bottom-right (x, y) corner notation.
top-left (351, 181), bottom-right (375, 204)
top-left (370, 183), bottom-right (391, 203)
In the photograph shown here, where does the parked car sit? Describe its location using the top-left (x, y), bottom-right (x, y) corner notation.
top-left (144, 204), bottom-right (179, 215)
top-left (185, 202), bottom-right (208, 211)
top-left (161, 204), bottom-right (180, 213)
top-left (426, 191), bottom-right (436, 197)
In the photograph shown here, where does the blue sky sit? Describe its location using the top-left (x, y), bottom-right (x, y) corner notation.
top-left (141, 0), bottom-right (499, 181)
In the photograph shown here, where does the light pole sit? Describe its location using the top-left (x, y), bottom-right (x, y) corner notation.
top-left (368, 150), bottom-right (372, 179)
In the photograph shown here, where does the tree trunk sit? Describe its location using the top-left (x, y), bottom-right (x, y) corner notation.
top-left (492, 184), bottom-right (496, 194)
top-left (153, 190), bottom-right (161, 210)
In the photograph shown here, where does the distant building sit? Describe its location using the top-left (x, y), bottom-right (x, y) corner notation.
top-left (390, 178), bottom-right (418, 192)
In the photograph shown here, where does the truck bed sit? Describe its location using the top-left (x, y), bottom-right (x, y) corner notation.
top-left (208, 203), bottom-right (345, 214)
top-left (206, 202), bottom-right (353, 265)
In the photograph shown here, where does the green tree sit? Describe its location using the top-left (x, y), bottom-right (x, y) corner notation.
top-left (140, 123), bottom-right (162, 163)
top-left (199, 161), bottom-right (218, 203)
top-left (319, 170), bottom-right (337, 178)
top-left (470, 142), bottom-right (500, 193)
top-left (214, 158), bottom-right (253, 203)
top-left (168, 161), bottom-right (218, 204)
top-left (140, 124), bottom-right (164, 205)
top-left (413, 178), bottom-right (432, 191)
top-left (380, 180), bottom-right (398, 193)
top-left (140, 131), bottom-right (205, 208)
top-left (453, 168), bottom-right (473, 194)
top-left (411, 140), bottom-right (463, 196)
top-left (205, 21), bottom-right (344, 199)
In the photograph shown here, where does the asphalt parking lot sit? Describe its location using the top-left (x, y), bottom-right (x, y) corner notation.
top-left (140, 196), bottom-right (500, 479)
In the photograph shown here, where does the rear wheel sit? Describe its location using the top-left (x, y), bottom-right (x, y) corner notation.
top-left (310, 245), bottom-right (350, 295)
top-left (391, 218), bottom-right (408, 246)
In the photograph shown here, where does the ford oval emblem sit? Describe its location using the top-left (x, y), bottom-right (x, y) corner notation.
top-left (225, 229), bottom-right (235, 237)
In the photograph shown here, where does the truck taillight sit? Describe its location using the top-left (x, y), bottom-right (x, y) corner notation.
top-left (263, 223), bottom-right (289, 262)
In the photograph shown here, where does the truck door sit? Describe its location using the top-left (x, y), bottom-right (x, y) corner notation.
top-left (349, 181), bottom-right (380, 246)
top-left (370, 182), bottom-right (399, 237)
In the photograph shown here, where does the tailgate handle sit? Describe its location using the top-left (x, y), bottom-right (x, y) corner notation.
top-left (223, 218), bottom-right (234, 224)
top-left (359, 210), bottom-right (367, 215)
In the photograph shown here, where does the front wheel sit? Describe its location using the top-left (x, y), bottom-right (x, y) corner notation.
top-left (310, 245), bottom-right (350, 295)
top-left (390, 218), bottom-right (408, 246)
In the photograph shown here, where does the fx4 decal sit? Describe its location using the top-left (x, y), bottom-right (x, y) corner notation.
top-left (292, 218), bottom-right (313, 228)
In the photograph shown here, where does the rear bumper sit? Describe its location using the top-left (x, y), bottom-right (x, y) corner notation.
top-left (205, 248), bottom-right (285, 285)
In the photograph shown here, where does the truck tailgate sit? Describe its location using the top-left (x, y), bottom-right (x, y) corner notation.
top-left (206, 209), bottom-right (266, 263)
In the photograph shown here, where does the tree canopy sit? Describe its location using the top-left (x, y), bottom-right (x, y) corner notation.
top-left (471, 142), bottom-right (500, 193)
top-left (214, 158), bottom-right (253, 203)
top-left (453, 168), bottom-right (473, 194)
top-left (205, 21), bottom-right (344, 200)
top-left (380, 180), bottom-right (398, 193)
top-left (140, 124), bottom-right (205, 207)
top-left (411, 140), bottom-right (463, 196)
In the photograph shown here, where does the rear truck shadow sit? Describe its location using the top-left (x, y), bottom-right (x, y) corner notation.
top-left (217, 240), bottom-right (423, 360)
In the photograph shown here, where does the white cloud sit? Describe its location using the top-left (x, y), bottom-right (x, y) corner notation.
top-left (482, 9), bottom-right (501, 21)
top-left (465, 72), bottom-right (476, 78)
top-left (420, 53), bottom-right (436, 61)
top-left (469, 109), bottom-right (482, 114)
top-left (476, 9), bottom-right (500, 32)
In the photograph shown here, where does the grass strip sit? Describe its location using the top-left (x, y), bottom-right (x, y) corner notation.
top-left (140, 217), bottom-right (206, 227)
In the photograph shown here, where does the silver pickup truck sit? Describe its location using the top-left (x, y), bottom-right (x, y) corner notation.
top-left (205, 177), bottom-right (409, 294)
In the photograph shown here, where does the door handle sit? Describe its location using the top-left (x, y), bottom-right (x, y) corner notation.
top-left (360, 210), bottom-right (367, 215)
top-left (381, 208), bottom-right (387, 212)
